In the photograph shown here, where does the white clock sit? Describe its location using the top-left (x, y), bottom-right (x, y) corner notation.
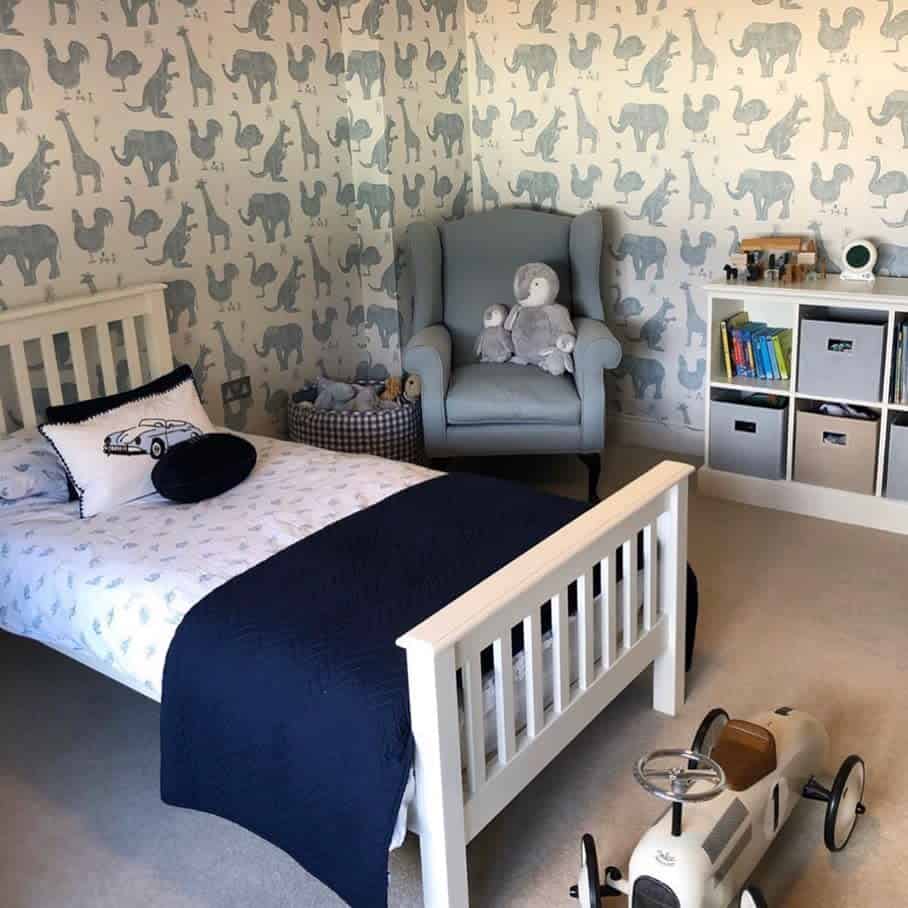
top-left (840, 240), bottom-right (877, 282)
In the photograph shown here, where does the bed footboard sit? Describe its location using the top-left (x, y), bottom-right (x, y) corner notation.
top-left (397, 461), bottom-right (693, 908)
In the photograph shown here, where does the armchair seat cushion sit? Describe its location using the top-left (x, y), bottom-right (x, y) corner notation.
top-left (445, 364), bottom-right (581, 427)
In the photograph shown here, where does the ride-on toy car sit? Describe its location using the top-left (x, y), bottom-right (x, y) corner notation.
top-left (570, 707), bottom-right (866, 908)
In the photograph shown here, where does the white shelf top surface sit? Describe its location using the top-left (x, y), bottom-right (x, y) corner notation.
top-left (704, 276), bottom-right (908, 305)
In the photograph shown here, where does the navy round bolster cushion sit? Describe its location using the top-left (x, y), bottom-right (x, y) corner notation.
top-left (152, 433), bottom-right (257, 503)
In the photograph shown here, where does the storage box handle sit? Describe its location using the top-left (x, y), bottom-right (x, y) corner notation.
top-left (822, 431), bottom-right (848, 447)
top-left (826, 337), bottom-right (854, 353)
top-left (734, 420), bottom-right (757, 434)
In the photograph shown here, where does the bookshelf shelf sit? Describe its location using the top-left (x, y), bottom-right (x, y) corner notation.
top-left (711, 377), bottom-right (791, 396)
top-left (702, 278), bottom-right (908, 536)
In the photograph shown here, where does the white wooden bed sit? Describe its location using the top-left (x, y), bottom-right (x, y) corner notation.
top-left (0, 284), bottom-right (693, 908)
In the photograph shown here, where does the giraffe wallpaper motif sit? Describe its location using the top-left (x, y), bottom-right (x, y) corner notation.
top-left (462, 0), bottom-right (908, 443)
top-left (3, 0), bottom-right (908, 445)
top-left (0, 0), bottom-right (470, 435)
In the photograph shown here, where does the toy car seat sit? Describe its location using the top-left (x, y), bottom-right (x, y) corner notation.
top-left (710, 720), bottom-right (777, 791)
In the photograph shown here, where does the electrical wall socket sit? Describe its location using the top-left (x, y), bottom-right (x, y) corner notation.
top-left (221, 377), bottom-right (252, 404)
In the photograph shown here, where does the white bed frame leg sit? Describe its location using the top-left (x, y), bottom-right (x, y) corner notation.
top-left (652, 479), bottom-right (688, 717)
top-left (405, 643), bottom-right (470, 908)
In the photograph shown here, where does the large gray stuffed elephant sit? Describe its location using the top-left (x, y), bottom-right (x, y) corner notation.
top-left (508, 169), bottom-right (559, 209)
top-left (503, 44), bottom-right (557, 92)
top-left (609, 233), bottom-right (667, 280)
top-left (222, 49), bottom-right (278, 104)
top-left (608, 103), bottom-right (669, 153)
top-left (868, 90), bottom-right (908, 148)
top-left (730, 22), bottom-right (802, 78)
top-left (239, 192), bottom-right (292, 242)
top-left (0, 49), bottom-right (32, 114)
top-left (346, 50), bottom-right (386, 99)
top-left (726, 169), bottom-right (794, 221)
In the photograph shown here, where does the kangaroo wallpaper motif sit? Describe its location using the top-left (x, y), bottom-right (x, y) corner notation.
top-left (4, 0), bottom-right (908, 445)
top-left (0, 0), bottom-right (469, 435)
top-left (462, 0), bottom-right (908, 443)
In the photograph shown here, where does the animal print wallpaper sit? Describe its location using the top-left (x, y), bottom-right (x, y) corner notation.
top-left (5, 0), bottom-right (908, 445)
top-left (462, 0), bottom-right (908, 442)
top-left (0, 0), bottom-right (470, 435)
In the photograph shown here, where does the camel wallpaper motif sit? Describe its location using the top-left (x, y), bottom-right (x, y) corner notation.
top-left (3, 0), bottom-right (908, 445)
top-left (0, 0), bottom-right (470, 434)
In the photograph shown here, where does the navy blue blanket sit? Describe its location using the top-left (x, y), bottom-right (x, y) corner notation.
top-left (160, 474), bottom-right (588, 908)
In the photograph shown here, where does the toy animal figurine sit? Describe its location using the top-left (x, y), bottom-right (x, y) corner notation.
top-left (571, 707), bottom-right (866, 908)
top-left (380, 375), bottom-right (403, 402)
top-left (505, 262), bottom-right (576, 375)
top-left (475, 303), bottom-right (513, 363)
top-left (403, 373), bottom-right (421, 402)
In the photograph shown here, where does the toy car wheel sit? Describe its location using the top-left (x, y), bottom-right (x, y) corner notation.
top-left (825, 755), bottom-right (866, 852)
top-left (739, 884), bottom-right (768, 908)
top-left (570, 834), bottom-right (601, 908)
top-left (150, 438), bottom-right (165, 459)
top-left (690, 707), bottom-right (729, 768)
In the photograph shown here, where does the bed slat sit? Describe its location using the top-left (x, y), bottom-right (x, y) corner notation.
top-left (10, 341), bottom-right (37, 428)
top-left (577, 570), bottom-right (594, 690)
top-left (462, 657), bottom-right (486, 796)
top-left (552, 590), bottom-right (570, 714)
top-left (120, 316), bottom-right (143, 390)
top-left (643, 523), bottom-right (658, 631)
top-left (68, 329), bottom-right (92, 402)
top-left (602, 556), bottom-right (617, 670)
top-left (96, 322), bottom-right (117, 395)
top-left (622, 538), bottom-right (638, 650)
top-left (38, 334), bottom-right (64, 407)
top-left (523, 610), bottom-right (544, 738)
top-left (493, 634), bottom-right (516, 765)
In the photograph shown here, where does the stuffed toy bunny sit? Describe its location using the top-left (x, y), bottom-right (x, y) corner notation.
top-left (475, 303), bottom-right (514, 363)
top-left (505, 263), bottom-right (576, 376)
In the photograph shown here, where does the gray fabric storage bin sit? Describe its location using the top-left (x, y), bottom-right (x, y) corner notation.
top-left (798, 317), bottom-right (886, 402)
top-left (794, 408), bottom-right (879, 494)
top-left (886, 418), bottom-right (908, 501)
top-left (710, 394), bottom-right (788, 479)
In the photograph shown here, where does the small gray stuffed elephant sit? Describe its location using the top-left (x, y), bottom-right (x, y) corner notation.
top-left (506, 263), bottom-right (576, 376)
top-left (475, 303), bottom-right (514, 363)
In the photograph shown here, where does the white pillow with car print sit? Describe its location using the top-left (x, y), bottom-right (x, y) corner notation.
top-left (40, 368), bottom-right (213, 518)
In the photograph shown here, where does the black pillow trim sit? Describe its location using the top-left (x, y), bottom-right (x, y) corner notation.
top-left (39, 366), bottom-right (203, 520)
top-left (45, 364), bottom-right (196, 425)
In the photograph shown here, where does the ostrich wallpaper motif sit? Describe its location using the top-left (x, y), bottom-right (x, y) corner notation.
top-left (2, 0), bottom-right (908, 443)
top-left (0, 0), bottom-right (469, 434)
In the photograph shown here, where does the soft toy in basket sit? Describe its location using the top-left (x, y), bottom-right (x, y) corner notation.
top-left (570, 707), bottom-right (866, 908)
top-left (288, 375), bottom-right (423, 463)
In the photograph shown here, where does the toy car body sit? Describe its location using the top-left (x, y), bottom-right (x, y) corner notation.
top-left (572, 707), bottom-right (866, 908)
top-left (103, 418), bottom-right (202, 458)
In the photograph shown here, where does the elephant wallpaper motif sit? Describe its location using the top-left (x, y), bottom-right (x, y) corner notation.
top-left (461, 0), bottom-right (908, 442)
top-left (4, 0), bottom-right (908, 447)
top-left (0, 0), bottom-right (470, 435)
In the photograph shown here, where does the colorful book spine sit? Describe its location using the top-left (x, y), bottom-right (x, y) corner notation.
top-left (720, 319), bottom-right (733, 380)
top-left (774, 329), bottom-right (793, 381)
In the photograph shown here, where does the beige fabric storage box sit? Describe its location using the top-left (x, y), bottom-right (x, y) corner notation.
top-left (794, 409), bottom-right (879, 494)
top-left (886, 417), bottom-right (908, 501)
top-left (797, 317), bottom-right (886, 403)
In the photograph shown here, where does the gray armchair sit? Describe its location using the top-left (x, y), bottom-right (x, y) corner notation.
top-left (404, 208), bottom-right (622, 502)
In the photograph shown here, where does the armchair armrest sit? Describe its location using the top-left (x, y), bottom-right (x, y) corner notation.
top-left (404, 324), bottom-right (452, 452)
top-left (573, 317), bottom-right (622, 451)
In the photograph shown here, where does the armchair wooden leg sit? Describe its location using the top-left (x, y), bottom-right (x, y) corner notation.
top-left (578, 453), bottom-right (601, 504)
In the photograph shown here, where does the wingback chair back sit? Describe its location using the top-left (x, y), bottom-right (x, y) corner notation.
top-left (410, 208), bottom-right (606, 367)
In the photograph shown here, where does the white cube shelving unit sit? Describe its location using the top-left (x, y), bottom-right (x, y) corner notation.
top-left (701, 277), bottom-right (908, 535)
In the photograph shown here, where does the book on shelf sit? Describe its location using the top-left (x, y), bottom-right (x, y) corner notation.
top-left (719, 312), bottom-right (792, 383)
top-left (896, 322), bottom-right (908, 404)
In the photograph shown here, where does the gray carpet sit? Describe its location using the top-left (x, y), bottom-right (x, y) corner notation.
top-left (1, 448), bottom-right (904, 907)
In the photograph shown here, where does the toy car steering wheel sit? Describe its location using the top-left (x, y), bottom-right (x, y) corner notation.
top-left (634, 749), bottom-right (727, 803)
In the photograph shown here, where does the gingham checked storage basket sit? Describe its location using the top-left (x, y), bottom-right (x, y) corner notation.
top-left (288, 393), bottom-right (424, 463)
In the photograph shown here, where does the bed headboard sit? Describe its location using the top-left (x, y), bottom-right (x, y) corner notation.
top-left (0, 284), bottom-right (171, 434)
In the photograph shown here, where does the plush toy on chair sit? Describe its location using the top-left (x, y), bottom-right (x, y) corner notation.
top-left (475, 304), bottom-right (514, 364)
top-left (506, 263), bottom-right (577, 377)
